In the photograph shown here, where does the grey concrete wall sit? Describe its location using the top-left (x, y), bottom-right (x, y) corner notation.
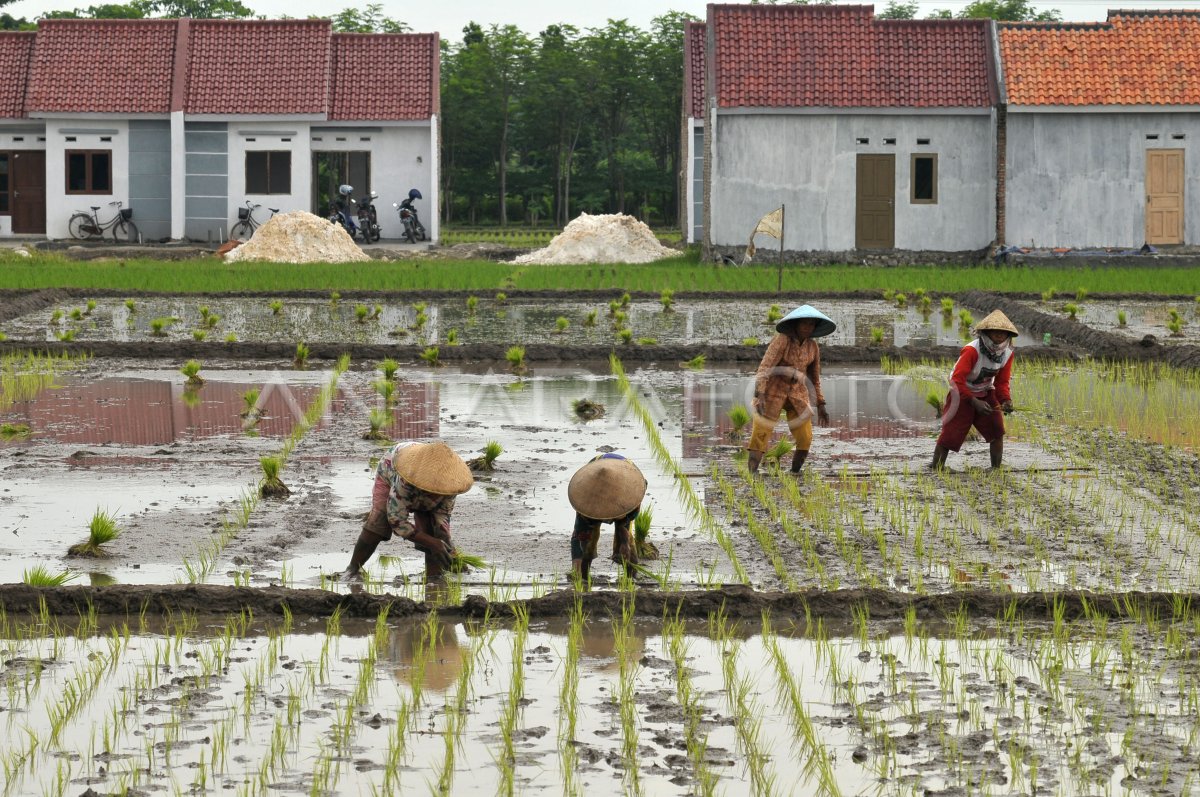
top-left (708, 113), bottom-right (995, 252)
top-left (184, 121), bottom-right (227, 242)
top-left (1006, 112), bottom-right (1200, 248)
top-left (128, 121), bottom-right (171, 242)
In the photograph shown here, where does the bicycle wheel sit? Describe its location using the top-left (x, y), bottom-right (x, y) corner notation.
top-left (114, 219), bottom-right (139, 244)
top-left (230, 221), bottom-right (254, 240)
top-left (67, 213), bottom-right (95, 240)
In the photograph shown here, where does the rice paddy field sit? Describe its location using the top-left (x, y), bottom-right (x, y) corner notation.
top-left (3, 276), bottom-right (1200, 796)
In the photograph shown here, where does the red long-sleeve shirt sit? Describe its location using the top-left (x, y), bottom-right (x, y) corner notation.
top-left (949, 341), bottom-right (1013, 403)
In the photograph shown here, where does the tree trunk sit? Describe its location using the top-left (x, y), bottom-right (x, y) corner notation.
top-left (498, 106), bottom-right (509, 226)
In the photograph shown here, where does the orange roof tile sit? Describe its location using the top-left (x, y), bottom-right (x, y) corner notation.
top-left (999, 11), bottom-right (1200, 106)
top-left (683, 21), bottom-right (705, 119)
top-left (329, 33), bottom-right (439, 121)
top-left (0, 33), bottom-right (34, 119)
top-left (710, 4), bottom-right (994, 109)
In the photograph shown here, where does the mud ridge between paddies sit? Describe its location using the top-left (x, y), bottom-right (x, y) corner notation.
top-left (3, 583), bottom-right (1196, 625)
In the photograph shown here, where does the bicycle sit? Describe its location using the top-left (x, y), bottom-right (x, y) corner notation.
top-left (68, 201), bottom-right (138, 243)
top-left (230, 200), bottom-right (278, 240)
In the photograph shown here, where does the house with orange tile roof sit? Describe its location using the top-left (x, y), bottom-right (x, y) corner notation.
top-left (701, 4), bottom-right (1003, 260)
top-left (681, 20), bottom-right (706, 244)
top-left (998, 11), bottom-right (1200, 248)
top-left (0, 19), bottom-right (439, 242)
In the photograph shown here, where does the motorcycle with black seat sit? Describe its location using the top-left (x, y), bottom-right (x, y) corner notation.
top-left (328, 184), bottom-right (359, 238)
top-left (356, 190), bottom-right (381, 242)
top-left (393, 188), bottom-right (427, 243)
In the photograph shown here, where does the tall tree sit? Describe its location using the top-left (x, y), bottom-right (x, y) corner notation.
top-left (581, 20), bottom-right (648, 213)
top-left (329, 4), bottom-right (408, 33)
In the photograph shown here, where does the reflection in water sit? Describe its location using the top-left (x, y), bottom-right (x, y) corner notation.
top-left (1, 377), bottom-right (342, 445)
top-left (385, 616), bottom-right (464, 692)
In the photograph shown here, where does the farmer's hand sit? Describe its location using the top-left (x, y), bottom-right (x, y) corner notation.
top-left (418, 533), bottom-right (454, 569)
top-left (1001, 400), bottom-right (1014, 415)
top-left (817, 402), bottom-right (830, 426)
top-left (971, 398), bottom-right (994, 415)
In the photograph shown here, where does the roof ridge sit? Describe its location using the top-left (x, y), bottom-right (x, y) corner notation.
top-left (1108, 8), bottom-right (1200, 17)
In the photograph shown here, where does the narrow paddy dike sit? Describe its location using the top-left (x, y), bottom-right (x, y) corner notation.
top-left (3, 583), bottom-right (1197, 624)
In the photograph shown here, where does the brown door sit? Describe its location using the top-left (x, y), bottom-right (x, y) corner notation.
top-left (856, 154), bottom-right (894, 249)
top-left (12, 151), bottom-right (45, 235)
top-left (1146, 149), bottom-right (1183, 245)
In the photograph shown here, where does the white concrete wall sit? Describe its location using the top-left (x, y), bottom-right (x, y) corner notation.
top-left (228, 122), bottom-right (312, 219)
top-left (311, 123), bottom-right (433, 240)
top-left (45, 120), bottom-right (130, 239)
top-left (709, 112), bottom-right (995, 251)
top-left (1006, 111), bottom-right (1200, 248)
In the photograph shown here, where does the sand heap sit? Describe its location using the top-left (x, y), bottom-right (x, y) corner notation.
top-left (224, 210), bottom-right (370, 263)
top-left (513, 213), bottom-right (676, 264)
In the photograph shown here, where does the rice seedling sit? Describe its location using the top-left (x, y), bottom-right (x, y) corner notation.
top-left (180, 359), bottom-right (203, 385)
top-left (505, 345), bottom-right (526, 373)
top-left (239, 389), bottom-right (260, 419)
top-left (634, 505), bottom-right (658, 560)
top-left (612, 594), bottom-right (641, 794)
top-left (743, 336), bottom-right (759, 345)
top-left (0, 331), bottom-right (6, 341)
top-left (412, 310), bottom-right (428, 329)
top-left (56, 330), bottom-right (76, 342)
top-left (466, 295), bottom-right (478, 313)
top-left (67, 508), bottom-right (121, 557)
top-left (224, 332), bottom-right (237, 342)
top-left (50, 308), bottom-right (63, 324)
top-left (467, 440), bottom-right (503, 471)
top-left (259, 456), bottom-right (289, 498)
top-left (620, 291), bottom-right (632, 308)
top-left (293, 341), bottom-right (309, 368)
top-left (1063, 302), bottom-right (1079, 320)
top-left (449, 551), bottom-right (488, 572)
top-left (681, 354), bottom-right (706, 370)
top-left (926, 389), bottom-right (944, 416)
top-left (895, 292), bottom-right (907, 307)
top-left (609, 299), bottom-right (620, 316)
top-left (149, 317), bottom-right (168, 335)
top-left (495, 291), bottom-right (507, 302)
top-left (882, 289), bottom-right (896, 302)
top-left (192, 329), bottom-right (206, 341)
top-left (572, 397), bottom-right (605, 420)
top-left (584, 309), bottom-right (598, 326)
top-left (765, 436), bottom-right (794, 462)
top-left (958, 309), bottom-right (974, 329)
top-left (919, 294), bottom-right (933, 314)
top-left (372, 303), bottom-right (383, 319)
top-left (269, 299), bottom-right (283, 315)
top-left (1118, 310), bottom-right (1127, 326)
top-left (374, 378), bottom-right (395, 405)
top-left (660, 288), bottom-right (675, 311)
top-left (941, 297), bottom-right (954, 314)
top-left (364, 408), bottom-right (390, 440)
top-left (329, 290), bottom-right (340, 305)
top-left (0, 422), bottom-right (31, 439)
top-left (637, 336), bottom-right (657, 345)
top-left (22, 566), bottom-right (74, 586)
top-left (1168, 315), bottom-right (1185, 336)
top-left (612, 309), bottom-right (628, 327)
top-left (727, 403), bottom-right (752, 440)
top-left (558, 596), bottom-right (584, 796)
top-left (354, 304), bottom-right (369, 322)
top-left (124, 298), bottom-right (135, 312)
top-left (555, 316), bottom-right (570, 333)
top-left (378, 357), bottom-right (400, 381)
top-left (420, 346), bottom-right (440, 366)
top-left (618, 328), bottom-right (634, 344)
top-left (1076, 287), bottom-right (1088, 302)
top-left (766, 304), bottom-right (782, 323)
top-left (203, 312), bottom-right (220, 328)
top-left (870, 327), bottom-right (885, 345)
top-left (446, 328), bottom-right (459, 345)
top-left (69, 307), bottom-right (83, 320)
top-left (1042, 287), bottom-right (1056, 302)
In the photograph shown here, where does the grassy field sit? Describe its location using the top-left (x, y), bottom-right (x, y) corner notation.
top-left (1, 250), bottom-right (1199, 294)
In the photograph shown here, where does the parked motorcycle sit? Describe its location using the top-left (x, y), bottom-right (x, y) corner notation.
top-left (356, 190), bottom-right (381, 242)
top-left (393, 188), bottom-right (427, 243)
top-left (328, 184), bottom-right (359, 238)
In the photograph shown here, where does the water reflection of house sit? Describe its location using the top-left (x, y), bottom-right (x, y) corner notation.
top-left (4, 379), bottom-right (334, 445)
top-left (387, 381), bottom-right (439, 440)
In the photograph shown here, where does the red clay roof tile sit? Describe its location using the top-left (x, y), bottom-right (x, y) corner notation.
top-left (684, 21), bottom-right (706, 119)
top-left (1000, 11), bottom-right (1200, 105)
top-left (0, 33), bottom-right (34, 119)
top-left (26, 20), bottom-right (178, 114)
top-left (329, 33), bottom-right (439, 121)
top-left (184, 20), bottom-right (331, 115)
top-left (710, 4), bottom-right (993, 109)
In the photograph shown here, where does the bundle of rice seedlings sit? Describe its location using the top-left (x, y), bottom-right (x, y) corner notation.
top-left (259, 456), bottom-right (290, 499)
top-left (23, 565), bottom-right (75, 586)
top-left (467, 440), bottom-right (502, 471)
top-left (634, 506), bottom-right (658, 561)
top-left (449, 551), bottom-right (489, 573)
top-left (572, 398), bottom-right (605, 420)
top-left (765, 437), bottom-right (794, 462)
top-left (363, 409), bottom-right (390, 441)
top-left (68, 508), bottom-right (121, 557)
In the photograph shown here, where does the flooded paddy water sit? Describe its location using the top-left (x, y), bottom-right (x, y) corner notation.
top-left (4, 291), bottom-right (1200, 795)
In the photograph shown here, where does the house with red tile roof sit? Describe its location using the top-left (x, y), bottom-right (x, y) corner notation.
top-left (998, 11), bottom-right (1200, 248)
top-left (682, 21), bottom-right (706, 244)
top-left (702, 4), bottom-right (1001, 259)
top-left (0, 19), bottom-right (439, 242)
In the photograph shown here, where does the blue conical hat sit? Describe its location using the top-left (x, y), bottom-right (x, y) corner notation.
top-left (776, 305), bottom-right (836, 337)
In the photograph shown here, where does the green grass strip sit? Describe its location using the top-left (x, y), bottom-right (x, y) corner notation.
top-left (4, 251), bottom-right (1200, 294)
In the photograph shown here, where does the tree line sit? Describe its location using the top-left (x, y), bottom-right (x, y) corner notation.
top-left (1, 0), bottom-right (1061, 228)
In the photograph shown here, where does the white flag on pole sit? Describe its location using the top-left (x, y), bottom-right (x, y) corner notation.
top-left (746, 206), bottom-right (784, 260)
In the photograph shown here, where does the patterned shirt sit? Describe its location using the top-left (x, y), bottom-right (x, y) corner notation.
top-left (377, 444), bottom-right (455, 540)
top-left (754, 333), bottom-right (826, 418)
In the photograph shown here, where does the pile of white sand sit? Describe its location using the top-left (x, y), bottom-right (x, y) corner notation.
top-left (225, 211), bottom-right (370, 263)
top-left (513, 213), bottom-right (676, 264)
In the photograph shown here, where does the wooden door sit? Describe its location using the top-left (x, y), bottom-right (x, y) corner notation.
top-left (856, 154), bottom-right (894, 249)
top-left (12, 151), bottom-right (45, 235)
top-left (1146, 149), bottom-right (1183, 245)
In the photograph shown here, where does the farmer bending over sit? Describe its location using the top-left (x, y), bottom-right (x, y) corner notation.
top-left (746, 304), bottom-right (834, 474)
top-left (930, 310), bottom-right (1018, 470)
top-left (340, 441), bottom-right (473, 581)
top-left (568, 453), bottom-right (647, 585)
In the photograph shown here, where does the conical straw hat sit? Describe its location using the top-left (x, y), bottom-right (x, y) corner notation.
top-left (395, 441), bottom-right (474, 495)
top-left (974, 309), bottom-right (1019, 337)
top-left (568, 455), bottom-right (647, 521)
top-left (776, 304), bottom-right (837, 337)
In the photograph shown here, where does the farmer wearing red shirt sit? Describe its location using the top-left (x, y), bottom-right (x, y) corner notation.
top-left (931, 310), bottom-right (1018, 470)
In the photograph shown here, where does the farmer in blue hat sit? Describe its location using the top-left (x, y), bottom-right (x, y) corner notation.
top-left (746, 304), bottom-right (836, 474)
